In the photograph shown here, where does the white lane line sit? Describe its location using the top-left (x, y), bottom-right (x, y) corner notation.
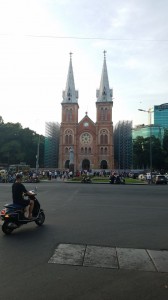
top-left (83, 245), bottom-right (118, 269)
top-left (116, 248), bottom-right (156, 272)
top-left (147, 249), bottom-right (168, 272)
top-left (48, 244), bottom-right (86, 266)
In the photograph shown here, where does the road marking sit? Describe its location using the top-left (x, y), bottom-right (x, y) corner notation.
top-left (48, 244), bottom-right (168, 273)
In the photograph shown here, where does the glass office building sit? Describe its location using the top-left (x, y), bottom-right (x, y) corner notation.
top-left (154, 103), bottom-right (168, 128)
top-left (132, 124), bottom-right (164, 143)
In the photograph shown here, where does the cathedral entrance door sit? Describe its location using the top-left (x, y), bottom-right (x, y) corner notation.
top-left (65, 160), bottom-right (70, 169)
top-left (100, 160), bottom-right (108, 169)
top-left (82, 159), bottom-right (90, 171)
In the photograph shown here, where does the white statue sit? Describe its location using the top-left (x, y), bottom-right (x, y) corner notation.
top-left (69, 147), bottom-right (74, 164)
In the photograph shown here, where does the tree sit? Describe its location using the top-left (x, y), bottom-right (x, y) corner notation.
top-left (133, 136), bottom-right (147, 169)
top-left (162, 129), bottom-right (168, 170)
top-left (0, 121), bottom-right (44, 168)
top-left (0, 116), bottom-right (4, 124)
top-left (133, 135), bottom-right (165, 171)
top-left (151, 136), bottom-right (164, 170)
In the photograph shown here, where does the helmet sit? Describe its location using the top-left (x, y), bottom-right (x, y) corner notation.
top-left (16, 173), bottom-right (22, 179)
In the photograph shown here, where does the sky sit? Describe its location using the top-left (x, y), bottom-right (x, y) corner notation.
top-left (0, 0), bottom-right (168, 135)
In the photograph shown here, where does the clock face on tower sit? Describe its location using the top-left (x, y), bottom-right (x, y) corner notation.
top-left (80, 132), bottom-right (92, 144)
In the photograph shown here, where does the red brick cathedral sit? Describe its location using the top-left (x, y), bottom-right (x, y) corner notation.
top-left (59, 51), bottom-right (114, 172)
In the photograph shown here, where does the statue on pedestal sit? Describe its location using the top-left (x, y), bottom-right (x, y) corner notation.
top-left (69, 146), bottom-right (74, 164)
top-left (69, 147), bottom-right (74, 173)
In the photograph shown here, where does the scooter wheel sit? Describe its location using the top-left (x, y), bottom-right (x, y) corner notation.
top-left (2, 222), bottom-right (14, 235)
top-left (35, 211), bottom-right (45, 226)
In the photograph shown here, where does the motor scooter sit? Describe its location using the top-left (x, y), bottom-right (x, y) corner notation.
top-left (81, 175), bottom-right (92, 183)
top-left (109, 175), bottom-right (125, 184)
top-left (0, 190), bottom-right (45, 235)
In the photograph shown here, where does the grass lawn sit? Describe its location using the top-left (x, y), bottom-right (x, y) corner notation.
top-left (68, 176), bottom-right (146, 184)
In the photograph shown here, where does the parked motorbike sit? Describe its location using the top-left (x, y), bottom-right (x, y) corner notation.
top-left (0, 190), bottom-right (45, 235)
top-left (81, 176), bottom-right (92, 183)
top-left (109, 175), bottom-right (125, 184)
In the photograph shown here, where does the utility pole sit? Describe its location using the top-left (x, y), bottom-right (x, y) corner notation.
top-left (36, 135), bottom-right (40, 174)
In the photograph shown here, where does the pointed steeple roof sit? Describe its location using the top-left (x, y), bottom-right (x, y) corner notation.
top-left (62, 52), bottom-right (78, 103)
top-left (96, 51), bottom-right (113, 102)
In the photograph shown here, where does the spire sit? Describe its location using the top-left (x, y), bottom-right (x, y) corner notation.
top-left (96, 50), bottom-right (113, 102)
top-left (62, 52), bottom-right (78, 103)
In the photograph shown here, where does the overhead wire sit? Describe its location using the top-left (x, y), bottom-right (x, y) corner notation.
top-left (0, 33), bottom-right (168, 42)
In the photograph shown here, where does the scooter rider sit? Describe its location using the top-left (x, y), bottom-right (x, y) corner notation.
top-left (12, 173), bottom-right (34, 219)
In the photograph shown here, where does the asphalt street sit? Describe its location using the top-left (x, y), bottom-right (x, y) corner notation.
top-left (0, 181), bottom-right (168, 300)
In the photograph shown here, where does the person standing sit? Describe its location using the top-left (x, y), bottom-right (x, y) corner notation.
top-left (146, 173), bottom-right (151, 184)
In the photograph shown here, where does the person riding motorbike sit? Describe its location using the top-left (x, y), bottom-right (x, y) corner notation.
top-left (12, 173), bottom-right (34, 219)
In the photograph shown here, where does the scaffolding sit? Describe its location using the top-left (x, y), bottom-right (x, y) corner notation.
top-left (114, 121), bottom-right (133, 170)
top-left (44, 122), bottom-right (60, 168)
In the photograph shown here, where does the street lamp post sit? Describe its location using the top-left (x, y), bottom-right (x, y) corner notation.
top-left (36, 135), bottom-right (40, 174)
top-left (138, 108), bottom-right (153, 183)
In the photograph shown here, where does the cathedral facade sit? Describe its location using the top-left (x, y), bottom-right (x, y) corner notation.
top-left (59, 52), bottom-right (114, 172)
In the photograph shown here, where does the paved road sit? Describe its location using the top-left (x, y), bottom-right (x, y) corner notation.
top-left (0, 182), bottom-right (168, 300)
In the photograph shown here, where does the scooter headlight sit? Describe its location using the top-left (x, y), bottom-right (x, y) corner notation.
top-left (5, 214), bottom-right (10, 218)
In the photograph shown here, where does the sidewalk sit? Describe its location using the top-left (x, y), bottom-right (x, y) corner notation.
top-left (49, 243), bottom-right (168, 273)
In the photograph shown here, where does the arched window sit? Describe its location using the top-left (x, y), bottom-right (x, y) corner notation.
top-left (85, 147), bottom-right (87, 154)
top-left (64, 129), bottom-right (73, 145)
top-left (100, 108), bottom-right (108, 121)
top-left (101, 107), bottom-right (104, 121)
top-left (104, 147), bottom-right (107, 154)
top-left (81, 147), bottom-right (84, 154)
top-left (100, 147), bottom-right (103, 154)
top-left (88, 147), bottom-right (91, 154)
top-left (69, 109), bottom-right (72, 121)
top-left (69, 135), bottom-right (72, 145)
top-left (66, 109), bottom-right (69, 122)
top-left (66, 108), bottom-right (73, 122)
top-left (65, 147), bottom-right (69, 154)
top-left (65, 135), bottom-right (68, 144)
top-left (100, 129), bottom-right (108, 145)
top-left (104, 135), bottom-right (108, 144)
top-left (100, 135), bottom-right (104, 145)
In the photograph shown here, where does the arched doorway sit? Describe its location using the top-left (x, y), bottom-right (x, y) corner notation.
top-left (65, 160), bottom-right (70, 169)
top-left (100, 160), bottom-right (108, 169)
top-left (82, 159), bottom-right (90, 170)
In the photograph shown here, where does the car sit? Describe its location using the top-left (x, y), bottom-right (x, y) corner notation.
top-left (154, 175), bottom-right (167, 184)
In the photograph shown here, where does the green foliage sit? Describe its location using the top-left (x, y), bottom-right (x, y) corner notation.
top-left (133, 133), bottom-right (168, 171)
top-left (0, 119), bottom-right (44, 168)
